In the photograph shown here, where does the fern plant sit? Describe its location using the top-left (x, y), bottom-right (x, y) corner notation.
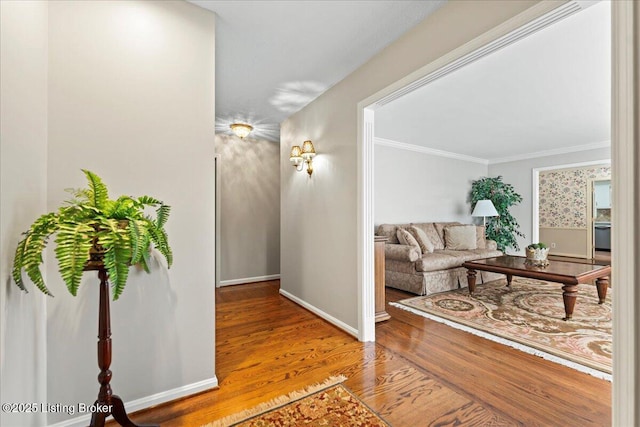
top-left (12, 170), bottom-right (172, 300)
top-left (470, 176), bottom-right (525, 252)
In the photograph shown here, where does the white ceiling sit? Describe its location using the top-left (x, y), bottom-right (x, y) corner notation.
top-left (189, 0), bottom-right (445, 141)
top-left (375, 1), bottom-right (611, 162)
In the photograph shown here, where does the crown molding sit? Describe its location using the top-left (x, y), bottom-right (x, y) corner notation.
top-left (373, 137), bottom-right (489, 165)
top-left (488, 140), bottom-right (611, 164)
top-left (374, 137), bottom-right (611, 166)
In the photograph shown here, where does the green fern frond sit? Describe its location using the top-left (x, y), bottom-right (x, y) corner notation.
top-left (12, 213), bottom-right (59, 295)
top-left (156, 203), bottom-right (170, 229)
top-left (54, 222), bottom-right (93, 296)
top-left (138, 195), bottom-right (161, 206)
top-left (82, 170), bottom-right (109, 210)
top-left (140, 249), bottom-right (151, 273)
top-left (98, 227), bottom-right (131, 300)
top-left (12, 238), bottom-right (29, 292)
top-left (109, 196), bottom-right (137, 219)
top-left (148, 226), bottom-right (173, 268)
top-left (128, 219), bottom-right (145, 264)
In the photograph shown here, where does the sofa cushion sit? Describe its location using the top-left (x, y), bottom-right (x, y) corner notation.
top-left (376, 223), bottom-right (410, 244)
top-left (415, 252), bottom-right (461, 272)
top-left (434, 222), bottom-right (462, 242)
top-left (409, 226), bottom-right (434, 254)
top-left (475, 226), bottom-right (486, 249)
top-left (444, 225), bottom-right (477, 250)
top-left (465, 248), bottom-right (503, 260)
top-left (397, 229), bottom-right (422, 255)
top-left (413, 223), bottom-right (444, 250)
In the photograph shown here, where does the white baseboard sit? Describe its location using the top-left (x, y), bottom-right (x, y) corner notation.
top-left (218, 274), bottom-right (280, 287)
top-left (279, 289), bottom-right (359, 338)
top-left (47, 376), bottom-right (218, 427)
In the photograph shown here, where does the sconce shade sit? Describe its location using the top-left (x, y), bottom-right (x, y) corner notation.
top-left (471, 200), bottom-right (499, 217)
top-left (301, 140), bottom-right (316, 160)
top-left (289, 145), bottom-right (303, 167)
top-left (230, 123), bottom-right (253, 139)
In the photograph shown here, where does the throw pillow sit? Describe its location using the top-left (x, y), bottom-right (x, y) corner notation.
top-left (475, 226), bottom-right (486, 249)
top-left (409, 226), bottom-right (435, 254)
top-left (444, 225), bottom-right (477, 250)
top-left (397, 228), bottom-right (422, 255)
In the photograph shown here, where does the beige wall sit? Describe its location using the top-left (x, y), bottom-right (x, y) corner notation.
top-left (0, 2), bottom-right (49, 426)
top-left (216, 134), bottom-right (280, 284)
top-left (280, 0), bottom-right (541, 331)
top-left (1, 1), bottom-right (217, 425)
top-left (375, 144), bottom-right (488, 226)
top-left (539, 228), bottom-right (588, 258)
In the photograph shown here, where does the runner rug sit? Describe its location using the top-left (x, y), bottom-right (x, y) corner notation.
top-left (201, 376), bottom-right (390, 427)
top-left (391, 277), bottom-right (612, 380)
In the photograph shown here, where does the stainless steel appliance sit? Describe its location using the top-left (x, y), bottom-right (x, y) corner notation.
top-left (595, 222), bottom-right (611, 251)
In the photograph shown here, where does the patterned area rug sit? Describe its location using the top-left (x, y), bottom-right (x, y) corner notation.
top-left (202, 376), bottom-right (389, 427)
top-left (391, 278), bottom-right (612, 379)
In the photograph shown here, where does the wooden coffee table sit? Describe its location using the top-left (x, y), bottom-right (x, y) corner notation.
top-left (462, 256), bottom-right (611, 321)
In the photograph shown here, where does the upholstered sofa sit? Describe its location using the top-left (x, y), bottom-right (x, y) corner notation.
top-left (376, 222), bottom-right (504, 295)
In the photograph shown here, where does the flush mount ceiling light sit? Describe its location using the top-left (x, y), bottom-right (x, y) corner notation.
top-left (230, 123), bottom-right (253, 139)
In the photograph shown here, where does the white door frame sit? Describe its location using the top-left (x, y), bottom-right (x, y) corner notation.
top-left (611, 1), bottom-right (638, 424)
top-left (214, 154), bottom-right (221, 287)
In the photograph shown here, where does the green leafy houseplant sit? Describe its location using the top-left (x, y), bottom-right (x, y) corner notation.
top-left (470, 176), bottom-right (525, 252)
top-left (526, 243), bottom-right (548, 250)
top-left (12, 170), bottom-right (172, 300)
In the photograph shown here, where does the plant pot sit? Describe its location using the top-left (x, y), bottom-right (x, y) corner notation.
top-left (525, 247), bottom-right (549, 267)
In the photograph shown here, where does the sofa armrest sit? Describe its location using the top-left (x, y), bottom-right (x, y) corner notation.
top-left (485, 240), bottom-right (498, 251)
top-left (385, 244), bottom-right (421, 262)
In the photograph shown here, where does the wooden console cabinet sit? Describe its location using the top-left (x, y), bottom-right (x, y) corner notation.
top-left (374, 236), bottom-right (391, 322)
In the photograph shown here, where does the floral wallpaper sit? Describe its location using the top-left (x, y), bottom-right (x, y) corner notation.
top-left (539, 165), bottom-right (611, 228)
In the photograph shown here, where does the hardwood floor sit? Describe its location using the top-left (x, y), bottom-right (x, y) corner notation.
top-left (117, 280), bottom-right (611, 426)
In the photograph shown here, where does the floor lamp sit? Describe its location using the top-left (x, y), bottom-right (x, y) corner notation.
top-left (472, 199), bottom-right (499, 227)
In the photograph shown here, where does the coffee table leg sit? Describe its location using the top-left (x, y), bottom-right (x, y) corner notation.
top-left (596, 277), bottom-right (609, 304)
top-left (467, 269), bottom-right (477, 295)
top-left (561, 284), bottom-right (578, 321)
top-left (506, 274), bottom-right (513, 287)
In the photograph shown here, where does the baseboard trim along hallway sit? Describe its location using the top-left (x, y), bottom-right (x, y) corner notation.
top-left (46, 376), bottom-right (219, 427)
top-left (279, 289), bottom-right (359, 338)
top-left (219, 274), bottom-right (281, 287)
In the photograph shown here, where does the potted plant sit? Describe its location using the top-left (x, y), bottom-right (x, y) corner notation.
top-left (526, 242), bottom-right (549, 267)
top-left (12, 169), bottom-right (172, 300)
top-left (470, 176), bottom-right (525, 252)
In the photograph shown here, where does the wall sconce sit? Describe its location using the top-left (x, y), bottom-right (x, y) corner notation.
top-left (230, 123), bottom-right (253, 139)
top-left (289, 140), bottom-right (316, 176)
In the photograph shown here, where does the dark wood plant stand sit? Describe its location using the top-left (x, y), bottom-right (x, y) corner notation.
top-left (87, 266), bottom-right (157, 427)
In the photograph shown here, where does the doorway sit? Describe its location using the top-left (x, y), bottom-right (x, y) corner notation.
top-left (589, 178), bottom-right (612, 263)
top-left (356, 1), bottom-right (637, 420)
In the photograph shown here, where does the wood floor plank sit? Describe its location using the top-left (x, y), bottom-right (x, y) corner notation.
top-left (109, 281), bottom-right (610, 427)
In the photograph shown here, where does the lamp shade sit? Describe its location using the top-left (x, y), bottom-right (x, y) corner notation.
top-left (301, 140), bottom-right (316, 159)
top-left (289, 145), bottom-right (303, 165)
top-left (471, 200), bottom-right (499, 217)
